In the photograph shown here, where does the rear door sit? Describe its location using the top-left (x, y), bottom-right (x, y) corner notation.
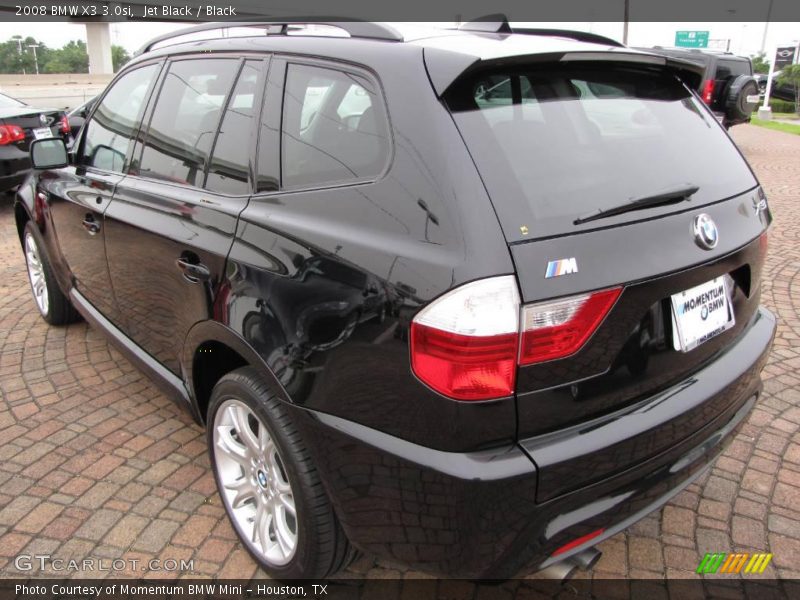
top-left (103, 56), bottom-right (265, 374)
top-left (44, 62), bottom-right (161, 323)
top-left (443, 60), bottom-right (769, 439)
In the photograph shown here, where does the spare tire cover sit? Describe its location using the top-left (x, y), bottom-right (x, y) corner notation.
top-left (725, 75), bottom-right (761, 121)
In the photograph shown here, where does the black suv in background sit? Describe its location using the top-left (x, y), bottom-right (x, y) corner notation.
top-left (641, 47), bottom-right (761, 128)
top-left (15, 20), bottom-right (775, 580)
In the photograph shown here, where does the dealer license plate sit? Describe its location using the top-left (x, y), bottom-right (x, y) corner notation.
top-left (32, 127), bottom-right (52, 140)
top-left (671, 276), bottom-right (735, 352)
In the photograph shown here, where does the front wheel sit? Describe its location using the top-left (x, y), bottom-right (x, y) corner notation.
top-left (207, 367), bottom-right (355, 578)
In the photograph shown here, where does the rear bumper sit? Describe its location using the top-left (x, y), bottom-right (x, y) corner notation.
top-left (292, 306), bottom-right (775, 578)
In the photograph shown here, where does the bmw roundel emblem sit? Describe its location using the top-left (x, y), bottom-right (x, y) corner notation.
top-left (693, 214), bottom-right (718, 250)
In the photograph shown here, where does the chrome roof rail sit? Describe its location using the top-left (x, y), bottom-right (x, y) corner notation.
top-left (135, 20), bottom-right (403, 56)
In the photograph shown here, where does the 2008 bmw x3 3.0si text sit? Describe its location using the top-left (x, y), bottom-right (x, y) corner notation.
top-left (14, 19), bottom-right (775, 579)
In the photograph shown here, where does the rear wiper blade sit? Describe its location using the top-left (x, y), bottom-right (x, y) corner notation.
top-left (574, 184), bottom-right (700, 225)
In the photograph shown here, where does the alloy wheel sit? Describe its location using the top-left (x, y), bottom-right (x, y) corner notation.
top-left (24, 232), bottom-right (49, 316)
top-left (213, 399), bottom-right (298, 565)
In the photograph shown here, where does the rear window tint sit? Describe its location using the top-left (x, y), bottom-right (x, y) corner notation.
top-left (139, 59), bottom-right (238, 187)
top-left (281, 63), bottom-right (390, 190)
top-left (716, 59), bottom-right (751, 80)
top-left (445, 63), bottom-right (757, 241)
top-left (205, 60), bottom-right (261, 195)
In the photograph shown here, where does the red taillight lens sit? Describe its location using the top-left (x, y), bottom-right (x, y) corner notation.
top-left (59, 114), bottom-right (70, 134)
top-left (0, 124), bottom-right (25, 145)
top-left (411, 277), bottom-right (623, 400)
top-left (411, 276), bottom-right (520, 401)
top-left (519, 288), bottom-right (621, 365)
top-left (411, 326), bottom-right (518, 400)
top-left (701, 79), bottom-right (715, 105)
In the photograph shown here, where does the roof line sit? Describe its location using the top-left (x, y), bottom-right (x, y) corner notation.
top-left (135, 20), bottom-right (403, 56)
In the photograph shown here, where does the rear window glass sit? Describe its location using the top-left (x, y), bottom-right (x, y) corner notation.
top-left (445, 63), bottom-right (757, 241)
top-left (281, 63), bottom-right (390, 190)
top-left (138, 59), bottom-right (238, 187)
top-left (716, 59), bottom-right (750, 80)
top-left (205, 59), bottom-right (261, 195)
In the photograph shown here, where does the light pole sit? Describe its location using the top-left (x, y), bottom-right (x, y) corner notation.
top-left (11, 35), bottom-right (26, 74)
top-left (760, 0), bottom-right (775, 55)
top-left (623, 0), bottom-right (630, 45)
top-left (27, 44), bottom-right (39, 75)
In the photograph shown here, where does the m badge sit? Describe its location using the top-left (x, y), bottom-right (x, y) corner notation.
top-left (545, 258), bottom-right (578, 278)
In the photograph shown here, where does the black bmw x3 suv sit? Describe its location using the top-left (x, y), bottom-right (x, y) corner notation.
top-left (14, 20), bottom-right (775, 580)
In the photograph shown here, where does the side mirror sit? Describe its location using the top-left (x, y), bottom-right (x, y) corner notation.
top-left (30, 138), bottom-right (69, 169)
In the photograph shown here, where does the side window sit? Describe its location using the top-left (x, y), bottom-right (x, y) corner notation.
top-left (281, 63), bottom-right (390, 190)
top-left (138, 59), bottom-right (238, 187)
top-left (205, 60), bottom-right (261, 194)
top-left (80, 64), bottom-right (158, 172)
top-left (717, 60), bottom-right (749, 81)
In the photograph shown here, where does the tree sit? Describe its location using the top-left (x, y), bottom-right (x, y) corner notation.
top-left (776, 64), bottom-right (800, 115)
top-left (751, 52), bottom-right (770, 74)
top-left (111, 45), bottom-right (130, 72)
top-left (41, 40), bottom-right (88, 74)
top-left (0, 36), bottom-right (128, 74)
top-left (0, 36), bottom-right (45, 74)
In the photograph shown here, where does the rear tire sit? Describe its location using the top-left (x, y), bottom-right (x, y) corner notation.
top-left (207, 367), bottom-right (356, 578)
top-left (22, 221), bottom-right (80, 326)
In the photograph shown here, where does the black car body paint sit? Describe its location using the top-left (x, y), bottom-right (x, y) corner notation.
top-left (14, 24), bottom-right (775, 578)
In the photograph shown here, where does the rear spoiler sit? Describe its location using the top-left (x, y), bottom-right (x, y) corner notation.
top-left (423, 48), bottom-right (706, 97)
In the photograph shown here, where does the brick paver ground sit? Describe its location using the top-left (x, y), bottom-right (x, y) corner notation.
top-left (0, 124), bottom-right (798, 583)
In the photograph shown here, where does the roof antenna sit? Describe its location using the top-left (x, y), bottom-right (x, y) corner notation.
top-left (458, 14), bottom-right (512, 34)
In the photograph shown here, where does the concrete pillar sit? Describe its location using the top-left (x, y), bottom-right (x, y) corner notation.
top-left (85, 22), bottom-right (113, 74)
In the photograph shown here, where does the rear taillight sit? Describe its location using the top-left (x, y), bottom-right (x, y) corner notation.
top-left (0, 124), bottom-right (25, 145)
top-left (410, 277), bottom-right (622, 401)
top-left (411, 276), bottom-right (520, 400)
top-left (701, 79), bottom-right (716, 105)
top-left (59, 114), bottom-right (70, 134)
top-left (519, 288), bottom-right (621, 365)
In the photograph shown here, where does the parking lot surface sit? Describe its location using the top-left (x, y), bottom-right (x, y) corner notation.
top-left (0, 124), bottom-right (799, 582)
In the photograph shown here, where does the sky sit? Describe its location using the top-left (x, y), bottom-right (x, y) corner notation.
top-left (0, 21), bottom-right (798, 59)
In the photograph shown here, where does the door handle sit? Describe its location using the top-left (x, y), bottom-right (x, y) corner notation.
top-left (176, 257), bottom-right (210, 283)
top-left (82, 215), bottom-right (100, 235)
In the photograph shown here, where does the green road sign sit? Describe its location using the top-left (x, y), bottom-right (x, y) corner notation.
top-left (675, 31), bottom-right (709, 48)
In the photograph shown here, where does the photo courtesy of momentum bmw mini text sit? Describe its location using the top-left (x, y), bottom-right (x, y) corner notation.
top-left (0, 0), bottom-right (799, 599)
top-left (15, 583), bottom-right (316, 597)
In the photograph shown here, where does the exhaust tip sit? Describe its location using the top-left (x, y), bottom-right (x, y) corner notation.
top-left (535, 560), bottom-right (579, 582)
top-left (571, 546), bottom-right (602, 571)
